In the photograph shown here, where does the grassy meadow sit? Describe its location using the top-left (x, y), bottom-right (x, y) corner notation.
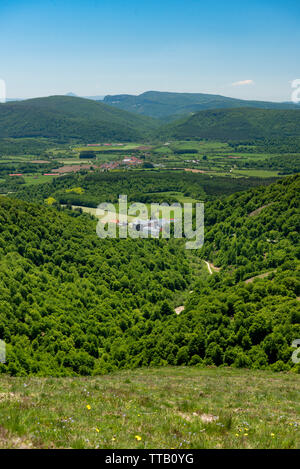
top-left (0, 367), bottom-right (299, 449)
top-left (231, 169), bottom-right (280, 178)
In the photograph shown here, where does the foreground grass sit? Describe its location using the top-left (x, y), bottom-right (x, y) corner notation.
top-left (0, 367), bottom-right (299, 449)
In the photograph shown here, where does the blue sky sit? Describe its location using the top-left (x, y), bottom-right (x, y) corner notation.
top-left (1, 0), bottom-right (299, 100)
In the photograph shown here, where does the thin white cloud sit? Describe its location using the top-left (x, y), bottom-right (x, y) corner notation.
top-left (232, 79), bottom-right (254, 87)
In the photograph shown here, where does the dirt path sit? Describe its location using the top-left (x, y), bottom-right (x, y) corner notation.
top-left (248, 203), bottom-right (274, 217)
top-left (174, 306), bottom-right (185, 315)
top-left (204, 260), bottom-right (213, 275)
top-left (245, 270), bottom-right (276, 284)
top-left (203, 260), bottom-right (221, 275)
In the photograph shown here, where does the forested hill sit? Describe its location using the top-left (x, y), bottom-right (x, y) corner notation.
top-left (1, 95), bottom-right (299, 145)
top-left (103, 90), bottom-right (300, 121)
top-left (201, 174), bottom-right (300, 278)
top-left (164, 107), bottom-right (300, 142)
top-left (0, 175), bottom-right (299, 376)
top-left (0, 195), bottom-right (191, 375)
top-left (0, 95), bottom-right (158, 142)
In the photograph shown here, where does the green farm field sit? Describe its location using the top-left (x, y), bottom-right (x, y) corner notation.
top-left (1, 139), bottom-right (296, 194)
top-left (22, 175), bottom-right (57, 185)
top-left (231, 169), bottom-right (280, 178)
top-left (148, 140), bottom-right (298, 178)
top-left (73, 143), bottom-right (142, 152)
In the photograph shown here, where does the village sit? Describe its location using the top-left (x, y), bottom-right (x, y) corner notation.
top-left (8, 151), bottom-right (143, 180)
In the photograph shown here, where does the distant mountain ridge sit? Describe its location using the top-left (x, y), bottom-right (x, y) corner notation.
top-left (103, 90), bottom-right (300, 120)
top-left (1, 94), bottom-right (300, 144)
top-left (65, 92), bottom-right (105, 100)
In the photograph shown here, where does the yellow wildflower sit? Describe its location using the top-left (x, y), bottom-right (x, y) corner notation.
top-left (86, 404), bottom-right (91, 410)
top-left (135, 435), bottom-right (142, 441)
top-left (271, 433), bottom-right (275, 437)
top-left (96, 428), bottom-right (100, 433)
top-left (244, 433), bottom-right (248, 436)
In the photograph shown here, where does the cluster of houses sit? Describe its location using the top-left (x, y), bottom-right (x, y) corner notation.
top-left (100, 161), bottom-right (120, 170)
top-left (130, 217), bottom-right (173, 236)
top-left (103, 217), bottom-right (175, 237)
top-left (8, 152), bottom-right (143, 180)
top-left (100, 156), bottom-right (142, 171)
top-left (121, 156), bottom-right (142, 165)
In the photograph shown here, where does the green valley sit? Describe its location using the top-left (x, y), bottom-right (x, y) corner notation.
top-left (0, 93), bottom-right (299, 451)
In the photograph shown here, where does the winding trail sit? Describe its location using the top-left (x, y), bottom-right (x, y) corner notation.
top-left (244, 270), bottom-right (276, 284)
top-left (204, 260), bottom-right (213, 275)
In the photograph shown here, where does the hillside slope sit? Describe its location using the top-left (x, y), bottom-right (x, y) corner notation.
top-left (0, 175), bottom-right (299, 376)
top-left (104, 91), bottom-right (300, 121)
top-left (0, 95), bottom-right (158, 142)
top-left (0, 367), bottom-right (299, 449)
top-left (165, 107), bottom-right (300, 141)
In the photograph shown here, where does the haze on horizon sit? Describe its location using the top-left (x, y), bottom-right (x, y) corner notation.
top-left (1, 0), bottom-right (299, 102)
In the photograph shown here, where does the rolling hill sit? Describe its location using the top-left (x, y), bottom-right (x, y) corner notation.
top-left (103, 91), bottom-right (300, 121)
top-left (0, 95), bottom-right (159, 142)
top-left (1, 95), bottom-right (299, 145)
top-left (164, 107), bottom-right (300, 141)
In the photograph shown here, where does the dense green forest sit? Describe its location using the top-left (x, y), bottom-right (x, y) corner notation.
top-left (165, 108), bottom-right (300, 145)
top-left (235, 154), bottom-right (300, 174)
top-left (0, 96), bottom-right (158, 143)
top-left (0, 161), bottom-right (58, 178)
top-left (0, 196), bottom-right (191, 376)
top-left (229, 137), bottom-right (300, 154)
top-left (104, 91), bottom-right (300, 121)
top-left (12, 170), bottom-right (277, 208)
top-left (201, 175), bottom-right (299, 275)
top-left (0, 138), bottom-right (58, 157)
top-left (0, 175), bottom-right (299, 376)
